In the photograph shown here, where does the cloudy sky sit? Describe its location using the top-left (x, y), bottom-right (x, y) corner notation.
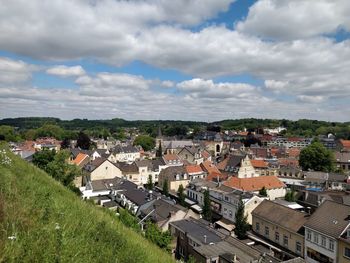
top-left (1, 0), bottom-right (350, 121)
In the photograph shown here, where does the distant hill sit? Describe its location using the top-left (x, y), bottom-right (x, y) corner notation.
top-left (0, 144), bottom-right (174, 263)
top-left (1, 117), bottom-right (350, 139)
top-left (0, 117), bottom-right (205, 130)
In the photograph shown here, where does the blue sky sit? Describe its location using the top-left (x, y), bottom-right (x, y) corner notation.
top-left (0, 0), bottom-right (350, 121)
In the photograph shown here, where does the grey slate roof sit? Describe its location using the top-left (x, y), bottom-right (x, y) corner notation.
top-left (282, 258), bottom-right (306, 263)
top-left (139, 199), bottom-right (183, 222)
top-left (226, 155), bottom-right (245, 168)
top-left (115, 180), bottom-right (154, 206)
top-left (117, 162), bottom-right (139, 173)
top-left (194, 240), bottom-right (258, 263)
top-left (304, 200), bottom-right (350, 238)
top-left (304, 171), bottom-right (347, 183)
top-left (171, 218), bottom-right (223, 244)
top-left (90, 177), bottom-right (122, 191)
top-left (159, 166), bottom-right (187, 182)
top-left (163, 140), bottom-right (193, 149)
top-left (335, 151), bottom-right (350, 163)
top-left (252, 200), bottom-right (309, 233)
top-left (112, 145), bottom-right (139, 154)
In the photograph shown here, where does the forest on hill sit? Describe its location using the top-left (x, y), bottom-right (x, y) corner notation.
top-left (1, 117), bottom-right (350, 140)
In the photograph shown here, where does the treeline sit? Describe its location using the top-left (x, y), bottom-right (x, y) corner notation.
top-left (215, 118), bottom-right (350, 139)
top-left (1, 117), bottom-right (350, 140)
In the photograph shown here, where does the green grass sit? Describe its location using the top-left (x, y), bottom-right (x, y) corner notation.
top-left (0, 145), bottom-right (174, 263)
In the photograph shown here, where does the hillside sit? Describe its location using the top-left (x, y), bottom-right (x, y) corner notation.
top-left (0, 145), bottom-right (174, 263)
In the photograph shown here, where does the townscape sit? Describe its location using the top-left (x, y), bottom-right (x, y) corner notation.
top-left (1, 1), bottom-right (350, 262)
top-left (4, 120), bottom-right (350, 263)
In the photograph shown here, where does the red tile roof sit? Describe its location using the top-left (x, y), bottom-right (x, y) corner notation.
top-left (72, 153), bottom-right (89, 165)
top-left (278, 158), bottom-right (299, 167)
top-left (201, 150), bottom-right (211, 159)
top-left (287, 148), bottom-right (300, 158)
top-left (163, 154), bottom-right (180, 161)
top-left (185, 165), bottom-right (203, 174)
top-left (201, 160), bottom-right (220, 174)
top-left (250, 159), bottom-right (268, 169)
top-left (340, 139), bottom-right (350, 148)
top-left (223, 176), bottom-right (285, 192)
top-left (206, 172), bottom-right (228, 182)
top-left (216, 157), bottom-right (229, 171)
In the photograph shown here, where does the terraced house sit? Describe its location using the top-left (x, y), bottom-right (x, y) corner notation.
top-left (252, 200), bottom-right (309, 258)
top-left (304, 201), bottom-right (350, 263)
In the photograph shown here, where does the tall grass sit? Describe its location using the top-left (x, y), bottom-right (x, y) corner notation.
top-left (0, 145), bottom-right (174, 263)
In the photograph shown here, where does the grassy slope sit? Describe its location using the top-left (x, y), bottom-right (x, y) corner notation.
top-left (0, 145), bottom-right (174, 263)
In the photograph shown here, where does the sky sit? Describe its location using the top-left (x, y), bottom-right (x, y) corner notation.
top-left (0, 0), bottom-right (350, 122)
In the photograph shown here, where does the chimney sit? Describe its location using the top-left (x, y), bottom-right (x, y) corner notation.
top-left (306, 207), bottom-right (311, 215)
top-left (203, 235), bottom-right (207, 244)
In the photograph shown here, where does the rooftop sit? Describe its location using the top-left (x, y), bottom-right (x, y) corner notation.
top-left (304, 200), bottom-right (350, 238)
top-left (252, 200), bottom-right (308, 233)
top-left (170, 218), bottom-right (223, 245)
top-left (224, 176), bottom-right (285, 192)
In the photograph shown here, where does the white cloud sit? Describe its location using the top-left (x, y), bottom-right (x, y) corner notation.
top-left (236, 0), bottom-right (350, 40)
top-left (0, 57), bottom-right (35, 86)
top-left (297, 95), bottom-right (325, 104)
top-left (161, 80), bottom-right (174, 88)
top-left (264, 79), bottom-right (288, 92)
top-left (1, 1), bottom-right (350, 121)
top-left (177, 78), bottom-right (258, 99)
top-left (46, 65), bottom-right (85, 77)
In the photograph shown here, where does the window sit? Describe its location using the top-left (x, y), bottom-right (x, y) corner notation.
top-left (313, 233), bottom-right (319, 244)
top-left (307, 230), bottom-right (312, 241)
top-left (275, 232), bottom-right (280, 243)
top-left (296, 241), bottom-right (302, 254)
top-left (283, 235), bottom-right (288, 247)
top-left (345, 247), bottom-right (350, 258)
top-left (178, 246), bottom-right (184, 257)
top-left (329, 239), bottom-right (335, 251)
top-left (256, 222), bottom-right (260, 232)
top-left (265, 226), bottom-right (269, 237)
top-left (321, 236), bottom-right (326, 247)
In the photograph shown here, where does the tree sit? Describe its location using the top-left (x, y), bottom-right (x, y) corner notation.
top-left (133, 135), bottom-right (155, 151)
top-left (46, 150), bottom-right (81, 186)
top-left (259, 187), bottom-right (267, 197)
top-left (145, 221), bottom-right (172, 251)
top-left (118, 208), bottom-right (140, 232)
top-left (156, 142), bottom-right (163, 158)
top-left (146, 174), bottom-right (154, 190)
top-left (285, 188), bottom-right (296, 202)
top-left (162, 178), bottom-right (169, 197)
top-left (299, 141), bottom-right (335, 172)
top-left (0, 125), bottom-right (20, 141)
top-left (76, 131), bottom-right (91, 150)
top-left (32, 149), bottom-right (56, 171)
top-left (234, 197), bottom-right (249, 239)
top-left (177, 184), bottom-right (186, 206)
top-left (202, 189), bottom-right (212, 221)
top-left (60, 138), bottom-right (71, 149)
top-left (35, 124), bottom-right (64, 139)
top-left (187, 256), bottom-right (196, 263)
top-left (24, 129), bottom-right (37, 140)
